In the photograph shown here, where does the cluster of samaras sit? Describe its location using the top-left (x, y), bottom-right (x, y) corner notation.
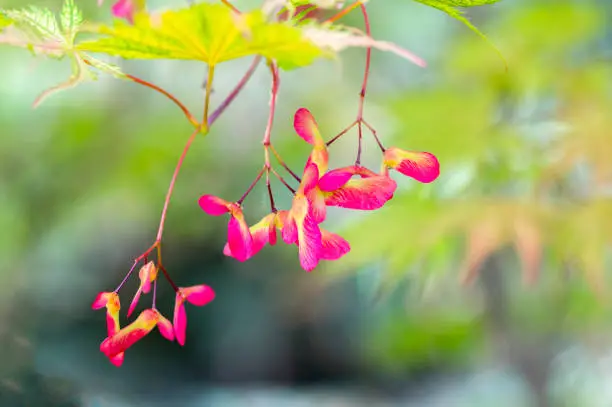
top-left (202, 108), bottom-right (440, 271)
top-left (91, 108), bottom-right (438, 366)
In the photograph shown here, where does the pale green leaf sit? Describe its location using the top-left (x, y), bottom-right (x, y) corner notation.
top-left (59, 0), bottom-right (82, 44)
top-left (77, 3), bottom-right (323, 69)
top-left (302, 23), bottom-right (426, 67)
top-left (0, 13), bottom-right (11, 30)
top-left (0, 6), bottom-right (64, 57)
top-left (0, 0), bottom-right (126, 107)
top-left (83, 55), bottom-right (126, 79)
top-left (424, 0), bottom-right (500, 5)
top-left (413, 0), bottom-right (507, 69)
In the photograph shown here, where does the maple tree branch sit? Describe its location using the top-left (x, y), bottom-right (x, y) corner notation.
top-left (202, 65), bottom-right (215, 129)
top-left (262, 61), bottom-right (280, 148)
top-left (270, 144), bottom-right (301, 182)
top-left (125, 74), bottom-right (200, 128)
top-left (208, 56), bottom-right (261, 127)
top-left (326, 0), bottom-right (363, 23)
top-left (357, 3), bottom-right (371, 121)
top-left (156, 129), bottom-right (200, 242)
top-left (237, 166), bottom-right (265, 205)
top-left (220, 0), bottom-right (240, 13)
top-left (263, 61), bottom-right (280, 210)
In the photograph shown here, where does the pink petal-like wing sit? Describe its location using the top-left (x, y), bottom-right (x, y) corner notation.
top-left (325, 176), bottom-right (397, 210)
top-left (127, 287), bottom-right (143, 318)
top-left (106, 310), bottom-right (120, 336)
top-left (140, 261), bottom-right (157, 294)
top-left (384, 147), bottom-right (440, 183)
top-left (306, 188), bottom-right (327, 224)
top-left (306, 148), bottom-right (329, 174)
top-left (198, 195), bottom-right (230, 216)
top-left (320, 229), bottom-right (351, 260)
top-left (294, 108), bottom-right (324, 146)
top-left (224, 213), bottom-right (276, 257)
top-left (268, 221), bottom-right (278, 246)
top-left (183, 285), bottom-right (216, 306)
top-left (227, 213), bottom-right (253, 262)
top-left (300, 162), bottom-right (320, 194)
top-left (318, 167), bottom-right (356, 191)
top-left (297, 214), bottom-right (322, 271)
top-left (99, 309), bottom-right (159, 358)
top-left (282, 214), bottom-right (299, 244)
top-left (109, 352), bottom-right (125, 367)
top-left (111, 0), bottom-right (135, 23)
top-left (173, 296), bottom-right (187, 346)
top-left (295, 210), bottom-right (323, 272)
top-left (92, 292), bottom-right (112, 310)
top-left (156, 314), bottom-right (175, 342)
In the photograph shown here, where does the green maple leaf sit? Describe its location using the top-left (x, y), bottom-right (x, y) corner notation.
top-left (0, 13), bottom-right (11, 30)
top-left (77, 3), bottom-right (324, 70)
top-left (0, 0), bottom-right (126, 107)
top-left (413, 0), bottom-right (507, 69)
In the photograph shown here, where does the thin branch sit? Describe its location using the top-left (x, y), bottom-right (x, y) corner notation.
top-left (113, 259), bottom-right (140, 292)
top-left (326, 120), bottom-right (357, 146)
top-left (363, 120), bottom-right (385, 152)
top-left (237, 166), bottom-right (266, 205)
top-left (326, 0), bottom-right (363, 23)
top-left (355, 123), bottom-right (363, 165)
top-left (208, 56), bottom-right (261, 127)
top-left (202, 65), bottom-right (216, 128)
top-left (270, 144), bottom-right (301, 182)
top-left (159, 264), bottom-right (179, 292)
top-left (356, 3), bottom-right (371, 121)
top-left (263, 61), bottom-right (280, 147)
top-left (152, 278), bottom-right (158, 309)
top-left (220, 0), bottom-right (240, 13)
top-left (156, 129), bottom-right (200, 242)
top-left (126, 74), bottom-right (199, 128)
top-left (271, 168), bottom-right (296, 194)
top-left (266, 170), bottom-right (276, 212)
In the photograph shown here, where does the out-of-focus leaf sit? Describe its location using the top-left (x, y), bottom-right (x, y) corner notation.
top-left (302, 23), bottom-right (426, 67)
top-left (0, 13), bottom-right (12, 30)
top-left (412, 0), bottom-right (506, 69)
top-left (366, 309), bottom-right (485, 371)
top-left (555, 199), bottom-right (612, 297)
top-left (0, 0), bottom-right (126, 107)
top-left (77, 3), bottom-right (324, 70)
top-left (459, 217), bottom-right (504, 285)
top-left (513, 215), bottom-right (542, 286)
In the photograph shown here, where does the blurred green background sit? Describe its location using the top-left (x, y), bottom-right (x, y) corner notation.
top-left (1, 0), bottom-right (612, 406)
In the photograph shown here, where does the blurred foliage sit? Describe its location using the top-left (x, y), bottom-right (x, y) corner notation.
top-left (327, 0), bottom-right (612, 373)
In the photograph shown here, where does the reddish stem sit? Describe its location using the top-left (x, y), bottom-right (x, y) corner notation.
top-left (271, 168), bottom-right (296, 194)
top-left (263, 62), bottom-right (280, 148)
top-left (156, 129), bottom-right (199, 242)
top-left (159, 264), bottom-right (179, 292)
top-left (208, 56), bottom-right (261, 127)
top-left (326, 0), bottom-right (363, 23)
top-left (113, 259), bottom-right (139, 293)
top-left (270, 144), bottom-right (301, 182)
top-left (262, 62), bottom-right (280, 211)
top-left (266, 170), bottom-right (276, 212)
top-left (326, 120), bottom-right (357, 146)
top-left (220, 0), bottom-right (240, 13)
top-left (152, 278), bottom-right (158, 309)
top-left (357, 3), bottom-right (371, 121)
top-left (126, 74), bottom-right (200, 129)
top-left (363, 120), bottom-right (385, 152)
top-left (237, 166), bottom-right (266, 205)
top-left (355, 123), bottom-right (363, 165)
